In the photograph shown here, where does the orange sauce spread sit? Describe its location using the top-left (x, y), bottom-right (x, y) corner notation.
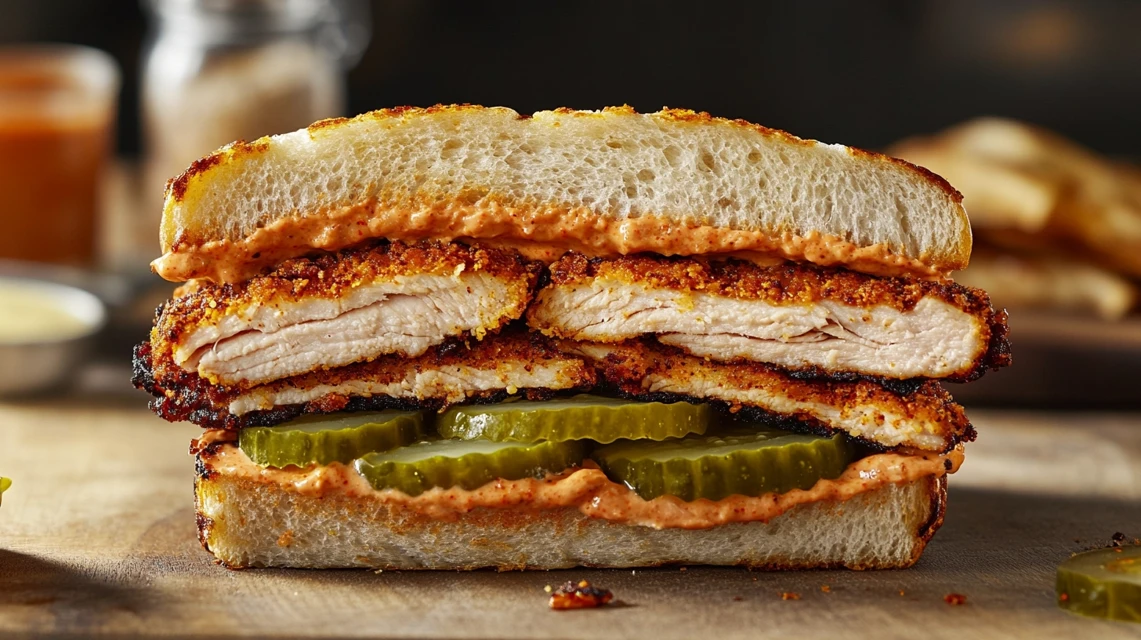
top-left (154, 201), bottom-right (951, 284)
top-left (206, 442), bottom-right (963, 529)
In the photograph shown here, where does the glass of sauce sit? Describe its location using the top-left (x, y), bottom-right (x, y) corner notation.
top-left (0, 45), bottom-right (119, 267)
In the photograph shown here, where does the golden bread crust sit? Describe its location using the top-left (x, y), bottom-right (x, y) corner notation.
top-left (194, 442), bottom-right (947, 570)
top-left (168, 105), bottom-right (964, 208)
top-left (157, 105), bottom-right (971, 283)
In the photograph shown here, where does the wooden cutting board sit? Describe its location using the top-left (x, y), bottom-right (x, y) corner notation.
top-left (1, 401), bottom-right (1140, 639)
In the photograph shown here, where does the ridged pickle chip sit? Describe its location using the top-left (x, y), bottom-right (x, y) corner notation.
top-left (437, 395), bottom-right (710, 443)
top-left (239, 411), bottom-right (425, 468)
top-left (592, 428), bottom-right (853, 501)
top-left (353, 438), bottom-right (587, 496)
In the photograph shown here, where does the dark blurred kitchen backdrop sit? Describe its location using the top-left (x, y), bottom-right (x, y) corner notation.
top-left (2, 0), bottom-right (1141, 406)
top-left (3, 0), bottom-right (1140, 159)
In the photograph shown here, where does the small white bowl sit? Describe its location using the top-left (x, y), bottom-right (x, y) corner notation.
top-left (0, 275), bottom-right (106, 395)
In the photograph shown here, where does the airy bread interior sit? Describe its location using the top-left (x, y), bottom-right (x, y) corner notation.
top-left (195, 466), bottom-right (945, 571)
top-left (159, 105), bottom-right (971, 281)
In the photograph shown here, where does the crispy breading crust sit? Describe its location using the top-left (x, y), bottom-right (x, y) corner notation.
top-left (533, 253), bottom-right (1012, 382)
top-left (543, 251), bottom-right (988, 312)
top-left (149, 240), bottom-right (541, 387)
top-left (134, 330), bottom-right (596, 429)
top-left (569, 339), bottom-right (975, 454)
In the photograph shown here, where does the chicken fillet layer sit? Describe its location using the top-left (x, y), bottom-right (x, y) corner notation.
top-left (563, 339), bottom-right (973, 452)
top-left (529, 253), bottom-right (1011, 381)
top-left (134, 329), bottom-right (595, 429)
top-left (152, 241), bottom-right (541, 388)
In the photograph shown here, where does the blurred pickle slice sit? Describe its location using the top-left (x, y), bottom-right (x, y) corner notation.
top-left (592, 429), bottom-right (853, 501)
top-left (239, 411), bottom-right (425, 468)
top-left (1057, 546), bottom-right (1141, 622)
top-left (437, 395), bottom-right (710, 443)
top-left (353, 438), bottom-right (586, 496)
top-left (0, 476), bottom-right (10, 506)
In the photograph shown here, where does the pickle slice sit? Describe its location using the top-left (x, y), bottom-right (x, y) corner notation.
top-left (592, 429), bottom-right (853, 501)
top-left (239, 411), bottom-right (424, 468)
top-left (0, 476), bottom-right (10, 506)
top-left (437, 395), bottom-right (711, 443)
top-left (353, 438), bottom-right (586, 496)
top-left (1057, 546), bottom-right (1141, 622)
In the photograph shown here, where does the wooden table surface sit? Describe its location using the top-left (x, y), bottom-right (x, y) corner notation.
top-left (2, 399), bottom-right (1140, 639)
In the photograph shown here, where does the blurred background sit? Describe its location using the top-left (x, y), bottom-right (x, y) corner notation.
top-left (0, 0), bottom-right (1140, 406)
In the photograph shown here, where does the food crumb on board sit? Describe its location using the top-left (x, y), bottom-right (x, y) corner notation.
top-left (547, 580), bottom-right (614, 610)
top-left (944, 593), bottom-right (967, 606)
top-left (780, 592), bottom-right (801, 601)
top-left (733, 596), bottom-right (744, 602)
top-left (820, 585), bottom-right (831, 593)
top-left (1109, 532), bottom-right (1140, 547)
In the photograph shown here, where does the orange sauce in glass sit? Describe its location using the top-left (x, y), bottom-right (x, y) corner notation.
top-left (0, 55), bottom-right (115, 265)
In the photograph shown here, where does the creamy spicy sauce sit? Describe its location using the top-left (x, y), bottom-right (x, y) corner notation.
top-left (203, 441), bottom-right (962, 530)
top-left (0, 280), bottom-right (91, 343)
top-left (154, 201), bottom-right (954, 284)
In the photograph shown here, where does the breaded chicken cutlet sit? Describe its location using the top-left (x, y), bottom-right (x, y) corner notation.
top-left (530, 253), bottom-right (1010, 382)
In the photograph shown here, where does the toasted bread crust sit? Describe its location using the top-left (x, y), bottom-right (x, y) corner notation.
top-left (193, 442), bottom-right (948, 570)
top-left (157, 105), bottom-right (972, 283)
top-left (168, 105), bottom-right (963, 208)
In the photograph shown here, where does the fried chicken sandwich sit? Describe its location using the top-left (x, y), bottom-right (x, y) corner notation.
top-left (134, 105), bottom-right (1009, 569)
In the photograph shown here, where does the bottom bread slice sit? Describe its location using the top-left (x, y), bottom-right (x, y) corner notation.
top-left (195, 465), bottom-right (947, 570)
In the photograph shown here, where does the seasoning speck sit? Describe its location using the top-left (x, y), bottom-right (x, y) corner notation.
top-left (548, 580), bottom-right (614, 610)
top-left (944, 593), bottom-right (967, 606)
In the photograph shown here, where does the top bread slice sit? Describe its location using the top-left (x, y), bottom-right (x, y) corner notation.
top-left (154, 105), bottom-right (971, 283)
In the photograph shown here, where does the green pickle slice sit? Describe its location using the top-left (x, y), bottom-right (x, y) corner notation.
top-left (592, 428), bottom-right (853, 501)
top-left (239, 411), bottom-right (425, 468)
top-left (0, 476), bottom-right (10, 506)
top-left (354, 438), bottom-right (587, 496)
top-left (1057, 546), bottom-right (1141, 622)
top-left (437, 395), bottom-right (711, 443)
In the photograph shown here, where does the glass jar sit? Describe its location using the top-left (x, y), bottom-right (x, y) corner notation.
top-left (140, 0), bottom-right (369, 210)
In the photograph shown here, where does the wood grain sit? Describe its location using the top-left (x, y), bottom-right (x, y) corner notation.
top-left (1, 401), bottom-right (1140, 639)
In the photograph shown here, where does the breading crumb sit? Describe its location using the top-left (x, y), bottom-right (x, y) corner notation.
top-left (944, 593), bottom-right (967, 606)
top-left (548, 580), bottom-right (614, 610)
